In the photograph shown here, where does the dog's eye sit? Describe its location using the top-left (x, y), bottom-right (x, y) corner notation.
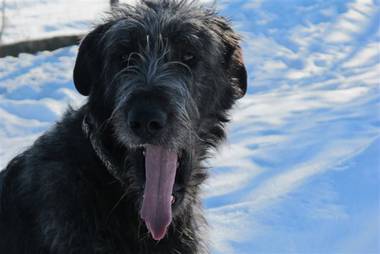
top-left (183, 54), bottom-right (194, 62)
top-left (181, 53), bottom-right (197, 66)
top-left (121, 55), bottom-right (129, 64)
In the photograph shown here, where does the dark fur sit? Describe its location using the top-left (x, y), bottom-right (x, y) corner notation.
top-left (0, 1), bottom-right (247, 253)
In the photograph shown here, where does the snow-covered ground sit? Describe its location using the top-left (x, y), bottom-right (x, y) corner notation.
top-left (1, 0), bottom-right (379, 253)
top-left (0, 0), bottom-right (107, 44)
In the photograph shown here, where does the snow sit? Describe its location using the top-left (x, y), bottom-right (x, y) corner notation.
top-left (0, 0), bottom-right (213, 44)
top-left (1, 0), bottom-right (379, 253)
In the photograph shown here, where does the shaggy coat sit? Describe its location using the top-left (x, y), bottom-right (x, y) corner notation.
top-left (0, 1), bottom-right (247, 253)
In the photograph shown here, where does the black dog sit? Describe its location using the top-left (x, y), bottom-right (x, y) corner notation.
top-left (0, 1), bottom-right (247, 253)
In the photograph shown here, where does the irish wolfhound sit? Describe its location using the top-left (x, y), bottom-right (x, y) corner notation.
top-left (0, 1), bottom-right (247, 253)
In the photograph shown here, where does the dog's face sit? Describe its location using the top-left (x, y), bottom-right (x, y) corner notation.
top-left (73, 0), bottom-right (246, 241)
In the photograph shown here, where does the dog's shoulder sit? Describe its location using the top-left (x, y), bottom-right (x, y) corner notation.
top-left (0, 107), bottom-right (101, 252)
top-left (1, 107), bottom-right (94, 207)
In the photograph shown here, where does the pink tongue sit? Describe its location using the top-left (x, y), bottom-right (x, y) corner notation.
top-left (140, 145), bottom-right (177, 241)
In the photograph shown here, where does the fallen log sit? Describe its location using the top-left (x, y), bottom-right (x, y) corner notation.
top-left (0, 34), bottom-right (84, 57)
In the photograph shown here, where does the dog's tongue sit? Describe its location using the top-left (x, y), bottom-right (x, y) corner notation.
top-left (140, 144), bottom-right (177, 241)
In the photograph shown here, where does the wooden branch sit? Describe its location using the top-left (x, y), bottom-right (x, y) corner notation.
top-left (0, 34), bottom-right (84, 57)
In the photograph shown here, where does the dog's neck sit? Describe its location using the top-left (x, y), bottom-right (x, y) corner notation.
top-left (82, 114), bottom-right (124, 184)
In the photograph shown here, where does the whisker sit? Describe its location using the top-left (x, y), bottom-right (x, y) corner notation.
top-left (106, 191), bottom-right (129, 224)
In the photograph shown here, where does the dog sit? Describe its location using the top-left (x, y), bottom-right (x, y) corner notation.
top-left (0, 1), bottom-right (247, 253)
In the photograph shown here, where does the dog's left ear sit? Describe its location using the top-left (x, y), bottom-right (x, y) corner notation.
top-left (227, 45), bottom-right (247, 99)
top-left (73, 23), bottom-right (111, 96)
top-left (211, 16), bottom-right (248, 99)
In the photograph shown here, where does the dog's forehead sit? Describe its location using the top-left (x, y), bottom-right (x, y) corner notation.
top-left (107, 8), bottom-right (212, 47)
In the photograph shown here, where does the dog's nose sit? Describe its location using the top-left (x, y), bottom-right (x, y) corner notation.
top-left (128, 108), bottom-right (168, 137)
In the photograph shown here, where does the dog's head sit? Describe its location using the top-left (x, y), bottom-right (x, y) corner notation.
top-left (73, 0), bottom-right (247, 241)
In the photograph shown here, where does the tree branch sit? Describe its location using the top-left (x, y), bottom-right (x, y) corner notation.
top-left (0, 34), bottom-right (84, 57)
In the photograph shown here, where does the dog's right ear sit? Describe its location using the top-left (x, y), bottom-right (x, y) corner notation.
top-left (210, 16), bottom-right (248, 99)
top-left (73, 24), bottom-right (111, 96)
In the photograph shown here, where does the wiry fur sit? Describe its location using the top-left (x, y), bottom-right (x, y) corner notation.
top-left (0, 1), bottom-right (247, 253)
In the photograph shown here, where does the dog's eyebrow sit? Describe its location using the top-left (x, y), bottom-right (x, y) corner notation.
top-left (168, 26), bottom-right (205, 48)
top-left (172, 35), bottom-right (203, 51)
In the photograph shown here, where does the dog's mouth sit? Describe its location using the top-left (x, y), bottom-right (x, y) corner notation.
top-left (136, 144), bottom-right (183, 241)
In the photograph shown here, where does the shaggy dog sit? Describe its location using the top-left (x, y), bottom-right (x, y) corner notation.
top-left (0, 1), bottom-right (247, 253)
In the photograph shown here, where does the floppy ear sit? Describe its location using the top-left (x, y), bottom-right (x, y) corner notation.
top-left (212, 17), bottom-right (248, 99)
top-left (227, 45), bottom-right (247, 99)
top-left (73, 24), bottom-right (110, 96)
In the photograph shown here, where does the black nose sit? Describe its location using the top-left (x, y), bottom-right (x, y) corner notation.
top-left (128, 108), bottom-right (168, 137)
